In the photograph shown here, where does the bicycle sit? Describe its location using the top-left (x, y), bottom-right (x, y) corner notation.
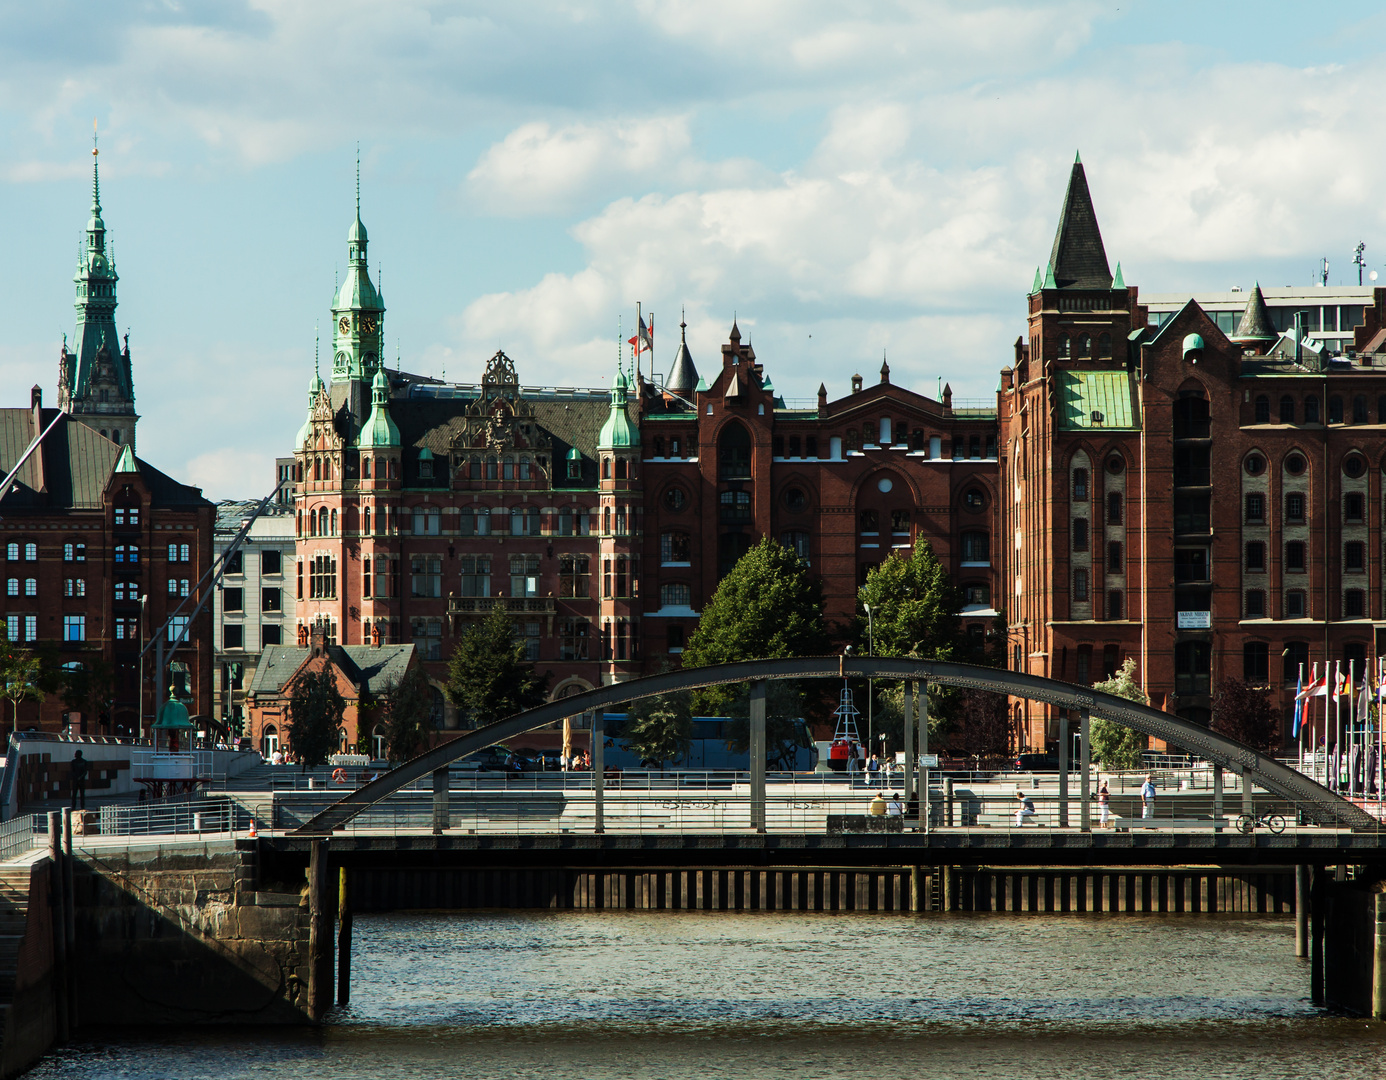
top-left (1235, 810), bottom-right (1285, 835)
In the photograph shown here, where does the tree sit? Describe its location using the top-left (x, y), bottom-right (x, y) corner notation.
top-left (445, 607), bottom-right (549, 727)
top-left (380, 664), bottom-right (433, 764)
top-left (59, 658), bottom-right (116, 733)
top-left (681, 536), bottom-right (828, 714)
top-left (1211, 677), bottom-right (1280, 752)
top-left (0, 629), bottom-right (44, 738)
top-left (621, 677), bottom-right (694, 767)
top-left (1089, 657), bottom-right (1149, 770)
top-left (950, 689), bottom-right (1013, 764)
top-left (856, 537), bottom-right (962, 661)
top-left (287, 666), bottom-right (346, 772)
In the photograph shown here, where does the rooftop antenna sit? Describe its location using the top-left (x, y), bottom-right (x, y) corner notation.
top-left (314, 320), bottom-right (320, 380)
top-left (1320, 257), bottom-right (1330, 287)
top-left (1355, 242), bottom-right (1367, 286)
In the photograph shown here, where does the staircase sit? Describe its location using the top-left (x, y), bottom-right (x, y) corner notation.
top-left (0, 863), bottom-right (35, 1054)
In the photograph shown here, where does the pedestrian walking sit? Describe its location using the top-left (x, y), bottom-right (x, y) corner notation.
top-left (867, 754), bottom-right (881, 785)
top-left (70, 749), bottom-right (89, 811)
top-left (1098, 781), bottom-right (1111, 828)
top-left (1140, 774), bottom-right (1156, 819)
top-left (1014, 790), bottom-right (1037, 827)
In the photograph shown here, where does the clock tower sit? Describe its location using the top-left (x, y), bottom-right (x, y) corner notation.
top-left (329, 170), bottom-right (385, 387)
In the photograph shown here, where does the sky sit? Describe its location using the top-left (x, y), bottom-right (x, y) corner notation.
top-left (3, 1), bottom-right (1386, 500)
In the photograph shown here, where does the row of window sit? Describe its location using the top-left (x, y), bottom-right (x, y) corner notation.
top-left (221, 550), bottom-right (282, 576)
top-left (1251, 392), bottom-right (1386, 426)
top-left (6, 541), bottom-right (191, 563)
top-left (222, 623), bottom-right (283, 650)
top-left (222, 587), bottom-right (282, 612)
top-left (1240, 588), bottom-right (1367, 619)
top-left (1071, 542), bottom-right (1125, 575)
top-left (1056, 332), bottom-right (1113, 358)
top-left (1069, 576), bottom-right (1127, 618)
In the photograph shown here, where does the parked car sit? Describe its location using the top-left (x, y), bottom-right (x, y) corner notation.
top-left (456, 745), bottom-right (517, 771)
top-left (509, 748), bottom-right (567, 771)
top-left (1015, 752), bottom-right (1060, 771)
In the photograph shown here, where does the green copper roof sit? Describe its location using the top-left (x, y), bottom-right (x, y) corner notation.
top-left (152, 690), bottom-right (192, 731)
top-left (1042, 262), bottom-right (1056, 289)
top-left (695, 375), bottom-right (709, 392)
top-left (1113, 262), bottom-right (1125, 289)
top-left (1057, 370), bottom-right (1138, 431)
top-left (113, 443), bottom-right (138, 473)
top-left (296, 372), bottom-right (323, 448)
top-left (1183, 333), bottom-right (1205, 355)
top-left (597, 365), bottom-right (637, 449)
top-left (1031, 266), bottom-right (1042, 293)
top-left (357, 368), bottom-right (400, 449)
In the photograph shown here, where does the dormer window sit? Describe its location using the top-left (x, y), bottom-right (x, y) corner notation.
top-left (419, 459), bottom-right (433, 479)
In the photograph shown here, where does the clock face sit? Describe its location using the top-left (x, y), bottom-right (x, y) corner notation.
top-left (338, 316), bottom-right (350, 334)
top-left (362, 315), bottom-right (378, 334)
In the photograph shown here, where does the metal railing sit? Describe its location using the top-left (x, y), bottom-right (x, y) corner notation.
top-left (0, 814), bottom-right (39, 861)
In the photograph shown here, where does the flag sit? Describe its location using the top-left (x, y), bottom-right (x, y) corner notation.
top-left (1292, 669), bottom-right (1304, 737)
top-left (1304, 663), bottom-right (1327, 698)
top-left (639, 314), bottom-right (653, 354)
top-left (1359, 665), bottom-right (1372, 720)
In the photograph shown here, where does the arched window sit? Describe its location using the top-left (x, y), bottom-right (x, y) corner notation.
top-left (519, 456), bottom-right (531, 481)
top-left (1304, 395), bottom-right (1320, 423)
top-left (1097, 332), bottom-right (1112, 357)
top-left (616, 458), bottom-right (628, 480)
top-left (313, 458), bottom-right (321, 481)
top-left (330, 509), bottom-right (337, 536)
top-left (1329, 395), bottom-right (1344, 424)
top-left (1174, 641), bottom-right (1211, 694)
top-left (602, 458), bottom-right (611, 480)
top-left (1279, 395), bottom-right (1295, 423)
top-left (1076, 333), bottom-right (1092, 357)
top-left (1057, 334), bottom-right (1071, 358)
top-left (362, 457), bottom-right (371, 479)
top-left (719, 423), bottom-right (752, 479)
top-left (1173, 393), bottom-right (1210, 439)
top-left (486, 456), bottom-right (498, 480)
top-left (318, 508), bottom-right (329, 536)
top-left (363, 507), bottom-right (371, 534)
top-left (1253, 395), bottom-right (1270, 423)
top-left (470, 457), bottom-right (482, 480)
top-left (1353, 395), bottom-right (1369, 424)
top-left (961, 531), bottom-right (989, 564)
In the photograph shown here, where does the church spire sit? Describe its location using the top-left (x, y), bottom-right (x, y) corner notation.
top-left (1047, 153), bottom-right (1113, 290)
top-left (331, 148), bottom-right (385, 385)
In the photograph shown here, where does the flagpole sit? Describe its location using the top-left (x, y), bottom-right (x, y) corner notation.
top-left (636, 302), bottom-right (641, 385)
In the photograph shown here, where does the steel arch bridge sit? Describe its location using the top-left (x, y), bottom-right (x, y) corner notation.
top-left (293, 657), bottom-right (1375, 835)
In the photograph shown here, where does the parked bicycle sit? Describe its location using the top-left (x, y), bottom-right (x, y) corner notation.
top-left (1235, 810), bottom-right (1285, 835)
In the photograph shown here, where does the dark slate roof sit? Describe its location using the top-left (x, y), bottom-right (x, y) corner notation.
top-left (667, 339), bottom-right (699, 395)
top-left (1231, 284), bottom-right (1277, 342)
top-left (1048, 159), bottom-right (1113, 290)
top-left (0, 410), bottom-right (207, 512)
top-left (247, 643), bottom-right (416, 698)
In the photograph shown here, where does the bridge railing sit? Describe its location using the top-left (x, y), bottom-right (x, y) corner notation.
top-left (0, 814), bottom-right (40, 861)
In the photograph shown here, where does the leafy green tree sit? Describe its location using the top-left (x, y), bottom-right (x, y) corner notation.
top-left (1089, 657), bottom-right (1149, 770)
top-left (621, 678), bottom-right (694, 767)
top-left (0, 629), bottom-right (44, 738)
top-left (1211, 677), bottom-right (1280, 752)
top-left (681, 536), bottom-right (828, 714)
top-left (445, 607), bottom-right (549, 727)
top-left (380, 664), bottom-right (434, 764)
top-left (287, 666), bottom-right (346, 772)
top-left (856, 537), bottom-right (962, 660)
top-left (950, 689), bottom-right (1013, 764)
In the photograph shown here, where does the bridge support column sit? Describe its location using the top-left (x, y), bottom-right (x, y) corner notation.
top-left (1212, 765), bottom-right (1224, 828)
top-left (591, 710), bottom-right (604, 834)
top-left (62, 806), bottom-right (76, 1029)
top-left (903, 681), bottom-right (914, 804)
top-left (307, 838), bottom-right (331, 1021)
top-left (1311, 865), bottom-right (1325, 1005)
top-left (1374, 893), bottom-right (1386, 1019)
top-left (431, 767), bottom-right (449, 835)
top-left (750, 681), bottom-right (766, 832)
top-left (917, 686), bottom-right (929, 831)
top-left (1079, 707), bottom-right (1091, 832)
top-left (1295, 864), bottom-right (1309, 958)
top-left (1058, 710), bottom-right (1069, 828)
top-left (1241, 767), bottom-right (1255, 818)
top-left (910, 865), bottom-right (921, 913)
top-left (337, 867), bottom-right (352, 1008)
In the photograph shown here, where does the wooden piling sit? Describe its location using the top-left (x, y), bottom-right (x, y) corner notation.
top-left (47, 811), bottom-right (68, 1042)
top-left (307, 839), bottom-right (331, 1020)
top-left (337, 866), bottom-right (352, 1008)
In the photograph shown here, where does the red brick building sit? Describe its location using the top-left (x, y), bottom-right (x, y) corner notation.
top-left (1001, 155), bottom-right (1386, 750)
top-left (0, 389), bottom-right (214, 735)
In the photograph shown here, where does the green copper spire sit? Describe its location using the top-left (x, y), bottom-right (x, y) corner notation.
top-left (113, 443), bottom-right (138, 473)
top-left (597, 362), bottom-right (637, 449)
top-left (297, 367), bottom-right (324, 448)
top-left (1113, 261), bottom-right (1125, 289)
top-left (356, 367), bottom-right (400, 449)
top-left (1042, 262), bottom-right (1056, 289)
top-left (1031, 266), bottom-right (1042, 294)
top-left (331, 151), bottom-right (385, 385)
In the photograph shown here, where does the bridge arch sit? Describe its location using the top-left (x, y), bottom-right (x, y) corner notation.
top-left (294, 657), bottom-right (1376, 834)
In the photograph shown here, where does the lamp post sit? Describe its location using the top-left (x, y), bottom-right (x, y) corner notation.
top-left (136, 594), bottom-right (148, 741)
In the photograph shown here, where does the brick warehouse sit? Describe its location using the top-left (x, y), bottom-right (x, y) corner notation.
top-left (1000, 154), bottom-right (1386, 751)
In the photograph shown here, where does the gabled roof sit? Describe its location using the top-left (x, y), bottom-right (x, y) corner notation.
top-left (247, 643), bottom-right (416, 698)
top-left (1057, 370), bottom-right (1138, 431)
top-left (1048, 157), bottom-right (1113, 290)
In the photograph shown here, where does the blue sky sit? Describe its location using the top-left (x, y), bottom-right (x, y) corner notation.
top-left (3, 1), bottom-right (1386, 498)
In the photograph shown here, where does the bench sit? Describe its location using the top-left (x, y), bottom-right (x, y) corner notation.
top-left (827, 814), bottom-right (904, 834)
top-left (1110, 817), bottom-right (1228, 832)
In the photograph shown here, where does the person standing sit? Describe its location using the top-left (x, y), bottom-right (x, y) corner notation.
top-left (1014, 790), bottom-right (1037, 826)
top-left (70, 749), bottom-right (90, 811)
top-left (1098, 781), bottom-right (1111, 828)
top-left (1140, 775), bottom-right (1156, 820)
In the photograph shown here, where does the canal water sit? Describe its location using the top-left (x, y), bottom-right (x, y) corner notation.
top-left (28, 910), bottom-right (1386, 1079)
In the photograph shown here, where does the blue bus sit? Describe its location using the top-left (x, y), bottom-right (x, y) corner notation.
top-left (599, 715), bottom-right (818, 772)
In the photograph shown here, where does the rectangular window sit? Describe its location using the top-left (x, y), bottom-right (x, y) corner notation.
top-left (1345, 589), bottom-right (1366, 619)
top-left (63, 542), bottom-right (86, 562)
top-left (1245, 541), bottom-right (1265, 571)
top-left (1285, 540), bottom-right (1306, 572)
top-left (508, 554), bottom-right (540, 598)
top-left (661, 532), bottom-right (691, 563)
top-left (262, 588), bottom-right (281, 612)
top-left (1244, 589), bottom-right (1265, 617)
top-left (1107, 590), bottom-right (1124, 620)
top-left (559, 618), bottom-right (589, 661)
top-left (1076, 645), bottom-right (1091, 685)
top-left (1072, 469), bottom-right (1089, 502)
top-left (667, 624), bottom-right (685, 652)
top-left (1244, 493), bottom-right (1264, 523)
top-left (1174, 492), bottom-right (1211, 534)
top-left (1286, 492), bottom-right (1305, 522)
top-left (559, 555), bottom-right (590, 599)
top-left (459, 556), bottom-right (491, 598)
top-left (223, 549), bottom-right (241, 573)
top-left (5, 614), bottom-right (16, 642)
top-left (412, 507), bottom-right (441, 535)
top-left (262, 624), bottom-right (282, 646)
top-left (411, 556), bottom-right (444, 598)
top-left (1175, 548), bottom-right (1209, 582)
top-left (167, 615), bottom-right (189, 643)
top-left (1106, 540), bottom-right (1123, 574)
top-left (1243, 641), bottom-right (1269, 683)
top-left (224, 624), bottom-right (244, 649)
top-left (1345, 541), bottom-right (1366, 572)
top-left (661, 583), bottom-right (691, 607)
top-left (63, 614), bottom-right (84, 642)
top-left (22, 578), bottom-right (35, 597)
top-left (24, 543), bottom-right (36, 562)
top-left (1072, 567), bottom-right (1089, 602)
top-left (1071, 518), bottom-right (1088, 552)
top-left (262, 550), bottom-right (282, 575)
top-left (223, 587), bottom-right (243, 612)
top-left (23, 615), bottom-right (36, 642)
top-left (961, 531), bottom-right (989, 564)
top-left (1106, 492), bottom-right (1123, 525)
top-left (1285, 589), bottom-right (1307, 618)
top-left (523, 621), bottom-right (540, 662)
top-left (64, 578), bottom-right (85, 597)
top-left (1344, 492), bottom-right (1365, 523)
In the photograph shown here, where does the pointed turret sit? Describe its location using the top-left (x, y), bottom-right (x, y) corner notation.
top-left (1231, 283), bottom-right (1277, 347)
top-left (113, 443), bottom-right (139, 473)
top-left (879, 355), bottom-right (890, 384)
top-left (296, 370), bottom-right (324, 448)
top-left (667, 314), bottom-right (699, 395)
top-left (1047, 155), bottom-right (1112, 289)
top-left (598, 364), bottom-right (638, 449)
top-left (330, 156), bottom-right (385, 384)
top-left (61, 127), bottom-right (137, 447)
top-left (356, 367), bottom-right (400, 449)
